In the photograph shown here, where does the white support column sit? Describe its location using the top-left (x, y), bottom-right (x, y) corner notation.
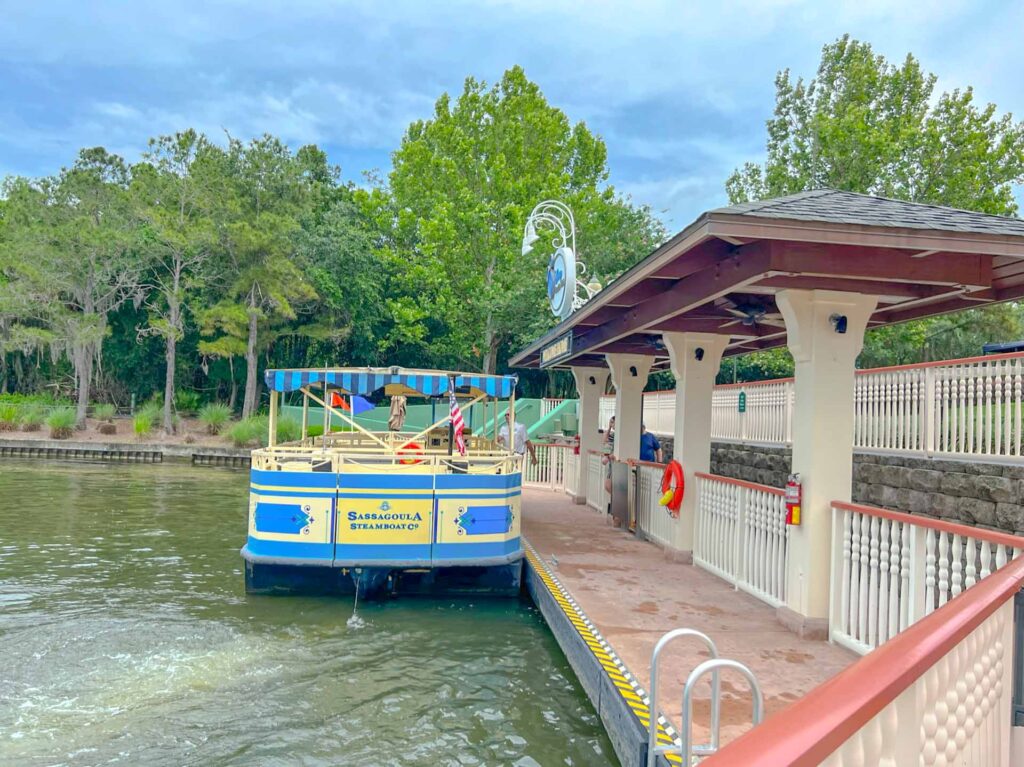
top-left (571, 366), bottom-right (610, 504)
top-left (662, 332), bottom-right (729, 559)
top-left (777, 289), bottom-right (877, 636)
top-left (606, 354), bottom-right (654, 462)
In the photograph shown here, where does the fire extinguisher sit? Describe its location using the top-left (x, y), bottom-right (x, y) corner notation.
top-left (785, 473), bottom-right (802, 526)
top-left (573, 434), bottom-right (581, 455)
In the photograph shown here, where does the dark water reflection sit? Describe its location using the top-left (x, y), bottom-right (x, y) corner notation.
top-left (0, 461), bottom-right (615, 766)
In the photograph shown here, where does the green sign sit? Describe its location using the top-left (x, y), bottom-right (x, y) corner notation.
top-left (738, 391), bottom-right (747, 413)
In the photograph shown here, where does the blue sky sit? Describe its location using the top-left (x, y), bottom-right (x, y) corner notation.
top-left (2, 0), bottom-right (1022, 229)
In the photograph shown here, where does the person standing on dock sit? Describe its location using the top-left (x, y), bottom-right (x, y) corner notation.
top-left (498, 411), bottom-right (538, 465)
top-left (639, 424), bottom-right (662, 463)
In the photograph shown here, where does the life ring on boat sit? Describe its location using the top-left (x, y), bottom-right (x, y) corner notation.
top-left (660, 460), bottom-right (685, 516)
top-left (398, 442), bottom-right (425, 465)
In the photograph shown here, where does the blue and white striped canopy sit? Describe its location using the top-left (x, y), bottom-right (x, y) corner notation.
top-left (264, 368), bottom-right (517, 398)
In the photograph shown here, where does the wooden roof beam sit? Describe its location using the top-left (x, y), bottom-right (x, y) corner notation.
top-left (570, 242), bottom-right (775, 359)
top-left (754, 275), bottom-right (952, 299)
top-left (769, 242), bottom-right (992, 289)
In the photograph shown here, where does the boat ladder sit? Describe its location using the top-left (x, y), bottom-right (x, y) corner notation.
top-left (645, 628), bottom-right (764, 767)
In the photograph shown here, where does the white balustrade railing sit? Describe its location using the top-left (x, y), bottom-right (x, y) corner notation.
top-left (599, 396), bottom-right (614, 431)
top-left (829, 500), bottom-right (1024, 655)
top-left (585, 451), bottom-right (607, 511)
top-left (712, 380), bottom-right (794, 445)
top-left (594, 352), bottom-right (1024, 461)
top-left (632, 462), bottom-right (676, 548)
top-left (564, 448), bottom-right (579, 497)
top-left (523, 443), bottom-right (571, 492)
top-left (694, 473), bottom-right (789, 608)
top-left (540, 397), bottom-right (565, 417)
top-left (704, 553), bottom-right (1024, 767)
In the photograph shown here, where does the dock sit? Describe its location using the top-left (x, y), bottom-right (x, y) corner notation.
top-left (521, 488), bottom-right (855, 761)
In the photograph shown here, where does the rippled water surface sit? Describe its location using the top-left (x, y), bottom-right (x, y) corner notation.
top-left (0, 461), bottom-right (615, 766)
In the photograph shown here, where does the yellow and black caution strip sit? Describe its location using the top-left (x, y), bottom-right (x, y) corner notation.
top-left (523, 541), bottom-right (682, 765)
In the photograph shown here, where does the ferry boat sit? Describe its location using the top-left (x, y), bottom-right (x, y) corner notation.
top-left (241, 367), bottom-right (524, 597)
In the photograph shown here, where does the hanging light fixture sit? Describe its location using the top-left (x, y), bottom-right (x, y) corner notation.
top-left (521, 220), bottom-right (540, 256)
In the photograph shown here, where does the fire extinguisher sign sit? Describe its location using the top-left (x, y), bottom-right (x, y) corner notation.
top-left (785, 473), bottom-right (802, 526)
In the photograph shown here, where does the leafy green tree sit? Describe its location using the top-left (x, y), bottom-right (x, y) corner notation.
top-left (199, 136), bottom-right (323, 418)
top-left (296, 190), bottom-right (384, 365)
top-left (133, 130), bottom-right (218, 433)
top-left (2, 149), bottom-right (144, 425)
top-left (727, 35), bottom-right (1024, 213)
top-left (726, 35), bottom-right (1024, 378)
top-left (385, 66), bottom-right (664, 374)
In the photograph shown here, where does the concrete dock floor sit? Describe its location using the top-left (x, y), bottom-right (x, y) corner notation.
top-left (521, 488), bottom-right (856, 749)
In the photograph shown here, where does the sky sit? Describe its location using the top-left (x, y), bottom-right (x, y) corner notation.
top-left (1, 0), bottom-right (1022, 230)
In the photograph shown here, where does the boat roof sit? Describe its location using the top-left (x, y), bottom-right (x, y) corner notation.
top-left (264, 367), bottom-right (517, 398)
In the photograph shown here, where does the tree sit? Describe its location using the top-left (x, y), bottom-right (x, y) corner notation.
top-left (2, 149), bottom-right (143, 425)
top-left (385, 66), bottom-right (664, 374)
top-left (199, 136), bottom-right (324, 418)
top-left (726, 35), bottom-right (1024, 213)
top-left (133, 130), bottom-right (218, 433)
top-left (296, 190), bottom-right (384, 366)
top-left (726, 36), bottom-right (1024, 377)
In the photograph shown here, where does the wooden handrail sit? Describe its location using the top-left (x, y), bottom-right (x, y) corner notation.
top-left (630, 459), bottom-right (668, 469)
top-left (713, 378), bottom-right (795, 389)
top-left (701, 553), bottom-right (1024, 766)
top-left (833, 500), bottom-right (1024, 550)
top-left (695, 471), bottom-right (785, 496)
top-left (853, 349), bottom-right (1024, 374)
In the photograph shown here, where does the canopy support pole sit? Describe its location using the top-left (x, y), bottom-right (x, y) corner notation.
top-left (301, 392), bottom-right (309, 442)
top-left (268, 389), bottom-right (279, 447)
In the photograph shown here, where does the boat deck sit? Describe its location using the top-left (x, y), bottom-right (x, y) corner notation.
top-left (520, 488), bottom-right (856, 748)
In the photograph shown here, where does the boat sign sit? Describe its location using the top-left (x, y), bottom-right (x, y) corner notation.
top-left (540, 332), bottom-right (573, 368)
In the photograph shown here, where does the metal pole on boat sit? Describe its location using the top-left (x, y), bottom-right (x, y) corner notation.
top-left (301, 391), bottom-right (309, 441)
top-left (268, 389), bottom-right (278, 447)
top-left (509, 388), bottom-right (516, 460)
top-left (447, 376), bottom-right (454, 457)
top-left (322, 382), bottom-right (330, 437)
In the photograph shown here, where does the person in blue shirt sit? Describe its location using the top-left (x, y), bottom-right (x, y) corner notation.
top-left (639, 423), bottom-right (662, 463)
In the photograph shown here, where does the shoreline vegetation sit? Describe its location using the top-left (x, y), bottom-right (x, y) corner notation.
top-left (2, 42), bottom-right (1022, 431)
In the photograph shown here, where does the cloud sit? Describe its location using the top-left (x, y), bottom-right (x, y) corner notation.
top-left (0, 0), bottom-right (1021, 225)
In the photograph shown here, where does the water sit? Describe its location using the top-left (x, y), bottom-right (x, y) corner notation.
top-left (0, 461), bottom-right (616, 766)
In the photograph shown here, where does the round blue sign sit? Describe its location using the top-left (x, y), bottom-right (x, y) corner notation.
top-left (546, 247), bottom-right (575, 319)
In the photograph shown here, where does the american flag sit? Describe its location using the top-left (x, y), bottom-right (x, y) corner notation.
top-left (449, 385), bottom-right (466, 456)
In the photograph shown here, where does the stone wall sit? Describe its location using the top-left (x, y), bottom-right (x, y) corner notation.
top-left (706, 441), bottom-right (1024, 537)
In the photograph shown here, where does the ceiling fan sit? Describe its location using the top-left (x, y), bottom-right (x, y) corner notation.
top-left (719, 299), bottom-right (787, 329)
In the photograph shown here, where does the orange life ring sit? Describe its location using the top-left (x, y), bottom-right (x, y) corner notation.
top-left (660, 460), bottom-right (685, 516)
top-left (398, 442), bottom-right (424, 465)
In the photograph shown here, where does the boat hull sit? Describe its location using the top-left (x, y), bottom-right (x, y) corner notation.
top-left (243, 466), bottom-right (524, 597)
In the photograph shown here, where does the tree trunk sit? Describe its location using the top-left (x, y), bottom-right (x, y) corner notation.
top-left (228, 357), bottom-right (238, 411)
top-left (163, 333), bottom-right (176, 435)
top-left (242, 310), bottom-right (259, 419)
top-left (482, 327), bottom-right (500, 375)
top-left (74, 343), bottom-right (93, 429)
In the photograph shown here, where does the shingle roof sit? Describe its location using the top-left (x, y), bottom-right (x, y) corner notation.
top-left (711, 189), bottom-right (1024, 237)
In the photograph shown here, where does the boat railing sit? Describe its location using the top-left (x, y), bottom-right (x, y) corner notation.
top-left (252, 446), bottom-right (521, 476)
top-left (307, 431), bottom-right (502, 453)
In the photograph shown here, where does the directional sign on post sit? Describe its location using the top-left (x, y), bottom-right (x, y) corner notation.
top-left (738, 391), bottom-right (747, 413)
top-left (255, 502), bottom-right (313, 535)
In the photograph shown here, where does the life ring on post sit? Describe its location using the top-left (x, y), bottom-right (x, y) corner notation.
top-left (660, 460), bottom-right (685, 516)
top-left (398, 442), bottom-right (424, 465)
